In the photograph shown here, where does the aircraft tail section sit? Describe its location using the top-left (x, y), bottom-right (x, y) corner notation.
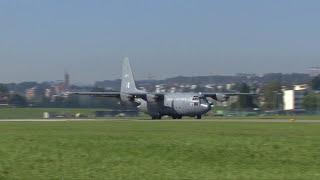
top-left (121, 57), bottom-right (144, 94)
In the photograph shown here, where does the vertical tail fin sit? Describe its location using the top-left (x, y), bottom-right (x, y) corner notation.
top-left (121, 57), bottom-right (143, 94)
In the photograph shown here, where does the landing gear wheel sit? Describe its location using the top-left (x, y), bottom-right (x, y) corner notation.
top-left (196, 115), bottom-right (202, 119)
top-left (172, 115), bottom-right (182, 119)
top-left (152, 114), bottom-right (162, 120)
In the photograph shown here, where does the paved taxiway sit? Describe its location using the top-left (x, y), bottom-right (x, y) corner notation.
top-left (0, 119), bottom-right (320, 123)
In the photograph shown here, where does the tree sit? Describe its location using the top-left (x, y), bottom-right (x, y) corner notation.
top-left (232, 83), bottom-right (256, 110)
top-left (262, 81), bottom-right (282, 110)
top-left (303, 93), bottom-right (320, 111)
top-left (8, 94), bottom-right (27, 107)
top-left (0, 84), bottom-right (8, 95)
top-left (311, 76), bottom-right (320, 90)
top-left (64, 95), bottom-right (81, 108)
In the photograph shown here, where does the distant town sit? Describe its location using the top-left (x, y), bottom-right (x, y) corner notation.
top-left (1, 67), bottom-right (320, 114)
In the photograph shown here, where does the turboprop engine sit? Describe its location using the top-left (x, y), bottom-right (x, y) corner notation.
top-left (136, 98), bottom-right (148, 112)
top-left (213, 93), bottom-right (230, 102)
top-left (120, 94), bottom-right (141, 106)
top-left (146, 94), bottom-right (158, 103)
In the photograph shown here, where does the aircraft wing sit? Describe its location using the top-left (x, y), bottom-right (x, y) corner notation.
top-left (68, 91), bottom-right (153, 99)
top-left (127, 93), bottom-right (165, 100)
top-left (202, 93), bottom-right (257, 102)
top-left (68, 92), bottom-right (121, 97)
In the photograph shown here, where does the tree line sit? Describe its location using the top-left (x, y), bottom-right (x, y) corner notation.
top-left (1, 75), bottom-right (320, 110)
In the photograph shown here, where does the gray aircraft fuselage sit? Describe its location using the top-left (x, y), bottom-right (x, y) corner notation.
top-left (135, 93), bottom-right (212, 119)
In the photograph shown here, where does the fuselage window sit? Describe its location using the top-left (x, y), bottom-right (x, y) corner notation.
top-left (192, 96), bottom-right (199, 101)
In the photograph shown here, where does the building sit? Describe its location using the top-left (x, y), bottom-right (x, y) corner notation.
top-left (0, 95), bottom-right (9, 106)
top-left (50, 72), bottom-right (71, 95)
top-left (52, 84), bottom-right (65, 95)
top-left (25, 87), bottom-right (37, 100)
top-left (226, 83), bottom-right (235, 91)
top-left (283, 84), bottom-right (308, 111)
top-left (44, 88), bottom-right (52, 98)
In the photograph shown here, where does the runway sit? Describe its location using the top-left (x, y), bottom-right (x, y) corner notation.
top-left (0, 118), bottom-right (320, 123)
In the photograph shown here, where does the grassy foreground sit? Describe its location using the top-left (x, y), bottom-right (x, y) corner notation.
top-left (0, 121), bottom-right (320, 179)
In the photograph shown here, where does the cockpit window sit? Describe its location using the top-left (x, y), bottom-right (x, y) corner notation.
top-left (192, 96), bottom-right (199, 101)
top-left (200, 97), bottom-right (208, 105)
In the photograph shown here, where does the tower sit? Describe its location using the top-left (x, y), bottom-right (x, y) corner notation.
top-left (64, 71), bottom-right (70, 90)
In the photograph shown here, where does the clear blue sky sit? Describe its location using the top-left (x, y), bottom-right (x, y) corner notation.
top-left (0, 0), bottom-right (319, 84)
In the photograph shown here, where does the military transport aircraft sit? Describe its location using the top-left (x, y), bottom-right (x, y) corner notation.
top-left (70, 58), bottom-right (254, 119)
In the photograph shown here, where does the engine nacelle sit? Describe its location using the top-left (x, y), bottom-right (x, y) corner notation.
top-left (214, 93), bottom-right (229, 102)
top-left (121, 94), bottom-right (134, 102)
top-left (146, 94), bottom-right (158, 103)
top-left (136, 99), bottom-right (148, 112)
top-left (120, 94), bottom-right (140, 106)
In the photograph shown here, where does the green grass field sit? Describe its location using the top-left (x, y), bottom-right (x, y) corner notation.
top-left (1, 120), bottom-right (320, 179)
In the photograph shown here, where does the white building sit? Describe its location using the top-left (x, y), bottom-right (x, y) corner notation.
top-left (45, 88), bottom-right (52, 98)
top-left (283, 84), bottom-right (308, 111)
top-left (25, 87), bottom-right (37, 100)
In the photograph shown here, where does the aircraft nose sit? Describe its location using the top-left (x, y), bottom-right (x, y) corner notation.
top-left (201, 103), bottom-right (212, 112)
top-left (207, 103), bottom-right (212, 111)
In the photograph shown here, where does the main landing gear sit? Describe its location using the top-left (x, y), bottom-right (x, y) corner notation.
top-left (172, 115), bottom-right (182, 119)
top-left (196, 115), bottom-right (202, 119)
top-left (151, 114), bottom-right (162, 120)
